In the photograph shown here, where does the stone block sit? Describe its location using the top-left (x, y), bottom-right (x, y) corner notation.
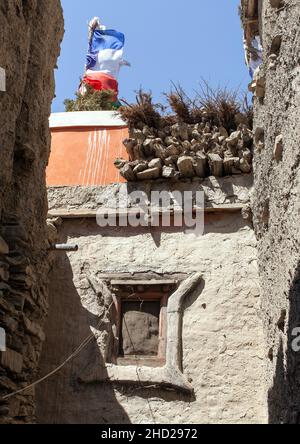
top-left (22, 315), bottom-right (45, 342)
top-left (208, 154), bottom-right (223, 177)
top-left (0, 236), bottom-right (9, 255)
top-left (0, 348), bottom-right (23, 374)
top-left (177, 156), bottom-right (195, 178)
top-left (239, 158), bottom-right (252, 173)
top-left (226, 131), bottom-right (241, 146)
top-left (0, 67), bottom-right (5, 92)
top-left (223, 157), bottom-right (235, 176)
top-left (120, 164), bottom-right (135, 181)
top-left (136, 167), bottom-right (161, 180)
top-left (0, 263), bottom-right (9, 281)
top-left (148, 158), bottom-right (162, 170)
top-left (133, 162), bottom-right (148, 174)
top-left (193, 153), bottom-right (208, 178)
top-left (270, 0), bottom-right (283, 8)
top-left (162, 166), bottom-right (179, 179)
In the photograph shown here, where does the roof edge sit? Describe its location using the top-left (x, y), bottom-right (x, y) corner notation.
top-left (49, 111), bottom-right (127, 129)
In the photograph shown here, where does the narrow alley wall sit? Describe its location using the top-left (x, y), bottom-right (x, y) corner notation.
top-left (250, 0), bottom-right (300, 423)
top-left (0, 0), bottom-right (64, 423)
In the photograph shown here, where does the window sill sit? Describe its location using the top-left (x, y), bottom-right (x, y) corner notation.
top-left (116, 356), bottom-right (165, 368)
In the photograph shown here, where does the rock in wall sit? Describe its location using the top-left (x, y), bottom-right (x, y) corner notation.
top-left (251, 0), bottom-right (300, 423)
top-left (0, 0), bottom-right (63, 423)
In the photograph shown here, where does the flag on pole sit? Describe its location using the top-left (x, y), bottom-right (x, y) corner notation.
top-left (81, 18), bottom-right (129, 101)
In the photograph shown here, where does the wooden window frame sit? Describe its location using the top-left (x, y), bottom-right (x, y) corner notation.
top-left (113, 285), bottom-right (173, 367)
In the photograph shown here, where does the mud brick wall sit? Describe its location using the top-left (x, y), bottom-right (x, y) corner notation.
top-left (0, 0), bottom-right (63, 423)
top-left (250, 0), bottom-right (300, 423)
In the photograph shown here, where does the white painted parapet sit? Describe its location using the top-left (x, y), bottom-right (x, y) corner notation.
top-left (49, 111), bottom-right (127, 129)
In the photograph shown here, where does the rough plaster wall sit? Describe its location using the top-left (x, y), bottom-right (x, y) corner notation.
top-left (47, 175), bottom-right (253, 212)
top-left (251, 0), bottom-right (300, 424)
top-left (0, 0), bottom-right (63, 423)
top-left (37, 179), bottom-right (266, 424)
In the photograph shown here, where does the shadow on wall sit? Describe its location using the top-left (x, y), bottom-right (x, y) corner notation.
top-left (268, 261), bottom-right (300, 424)
top-left (36, 232), bottom-right (203, 422)
top-left (36, 251), bottom-right (131, 424)
top-left (55, 212), bottom-right (250, 245)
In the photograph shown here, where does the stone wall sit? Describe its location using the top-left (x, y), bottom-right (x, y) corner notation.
top-left (47, 175), bottom-right (253, 213)
top-left (0, 0), bottom-right (63, 423)
top-left (249, 0), bottom-right (300, 423)
top-left (116, 122), bottom-right (253, 182)
top-left (36, 180), bottom-right (267, 424)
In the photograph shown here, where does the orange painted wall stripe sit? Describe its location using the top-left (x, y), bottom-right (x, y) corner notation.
top-left (47, 126), bottom-right (129, 186)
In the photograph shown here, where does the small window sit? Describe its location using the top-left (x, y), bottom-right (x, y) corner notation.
top-left (120, 300), bottom-right (161, 357)
top-left (111, 282), bottom-right (176, 367)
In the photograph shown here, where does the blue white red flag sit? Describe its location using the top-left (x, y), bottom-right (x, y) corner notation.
top-left (82, 17), bottom-right (129, 100)
top-left (86, 22), bottom-right (127, 80)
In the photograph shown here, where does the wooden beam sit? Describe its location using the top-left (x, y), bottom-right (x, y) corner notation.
top-left (111, 279), bottom-right (179, 286)
top-left (0, 67), bottom-right (6, 92)
top-left (48, 203), bottom-right (244, 220)
top-left (98, 272), bottom-right (188, 281)
top-left (247, 0), bottom-right (257, 17)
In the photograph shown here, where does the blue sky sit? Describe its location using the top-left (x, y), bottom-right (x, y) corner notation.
top-left (52, 0), bottom-right (248, 113)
